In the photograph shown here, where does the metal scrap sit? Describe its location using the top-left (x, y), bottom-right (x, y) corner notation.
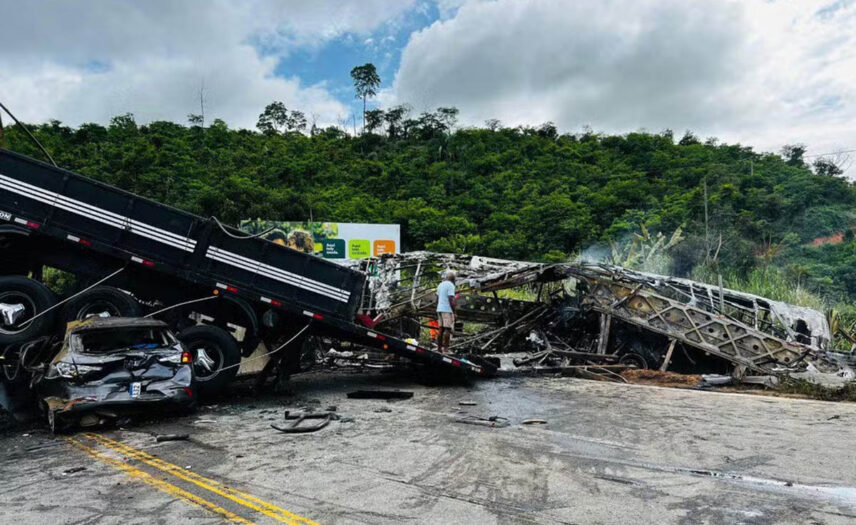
top-left (453, 415), bottom-right (510, 428)
top-left (347, 390), bottom-right (414, 400)
top-left (353, 252), bottom-right (856, 386)
top-left (271, 410), bottom-right (338, 433)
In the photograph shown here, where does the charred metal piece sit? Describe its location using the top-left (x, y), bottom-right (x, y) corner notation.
top-left (353, 252), bottom-right (854, 384)
top-left (346, 390), bottom-right (413, 400)
top-left (271, 410), bottom-right (337, 433)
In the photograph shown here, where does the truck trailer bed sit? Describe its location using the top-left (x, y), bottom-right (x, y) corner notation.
top-left (0, 149), bottom-right (494, 377)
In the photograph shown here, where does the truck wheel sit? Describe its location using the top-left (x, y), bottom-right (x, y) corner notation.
top-left (64, 286), bottom-right (141, 321)
top-left (0, 276), bottom-right (56, 345)
top-left (177, 325), bottom-right (240, 395)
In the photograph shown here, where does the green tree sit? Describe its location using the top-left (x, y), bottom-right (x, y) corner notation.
top-left (350, 63), bottom-right (381, 131)
top-left (256, 101), bottom-right (289, 134)
top-left (256, 102), bottom-right (306, 134)
top-left (384, 105), bottom-right (408, 138)
top-left (364, 109), bottom-right (385, 134)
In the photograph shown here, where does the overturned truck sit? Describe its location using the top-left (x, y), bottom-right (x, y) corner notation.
top-left (356, 253), bottom-right (855, 385)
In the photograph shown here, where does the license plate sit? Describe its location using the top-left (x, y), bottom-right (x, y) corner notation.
top-left (129, 382), bottom-right (142, 398)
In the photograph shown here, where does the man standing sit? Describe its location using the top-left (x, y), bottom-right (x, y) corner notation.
top-left (436, 271), bottom-right (456, 354)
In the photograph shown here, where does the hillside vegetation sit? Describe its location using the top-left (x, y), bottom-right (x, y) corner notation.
top-left (3, 112), bottom-right (856, 306)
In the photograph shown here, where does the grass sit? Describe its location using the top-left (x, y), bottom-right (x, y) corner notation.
top-left (775, 378), bottom-right (856, 402)
top-left (692, 264), bottom-right (828, 311)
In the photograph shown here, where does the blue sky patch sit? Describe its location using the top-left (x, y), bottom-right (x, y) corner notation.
top-left (265, 2), bottom-right (442, 116)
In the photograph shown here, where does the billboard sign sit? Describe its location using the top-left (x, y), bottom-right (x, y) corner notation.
top-left (239, 220), bottom-right (400, 260)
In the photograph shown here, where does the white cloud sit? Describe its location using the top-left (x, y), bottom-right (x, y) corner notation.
top-left (390, 0), bottom-right (856, 163)
top-left (0, 0), bottom-right (415, 128)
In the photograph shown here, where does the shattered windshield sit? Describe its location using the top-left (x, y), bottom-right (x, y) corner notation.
top-left (72, 328), bottom-right (175, 354)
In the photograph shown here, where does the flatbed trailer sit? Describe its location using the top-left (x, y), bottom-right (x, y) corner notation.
top-left (0, 149), bottom-right (493, 397)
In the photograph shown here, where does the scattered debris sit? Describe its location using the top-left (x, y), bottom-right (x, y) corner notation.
top-left (25, 441), bottom-right (66, 452)
top-left (702, 374), bottom-right (733, 386)
top-left (155, 434), bottom-right (189, 443)
top-left (62, 466), bottom-right (87, 475)
top-left (355, 252), bottom-right (856, 390)
top-left (522, 418), bottom-right (547, 425)
top-left (453, 415), bottom-right (510, 428)
top-left (458, 401), bottom-right (477, 406)
top-left (271, 410), bottom-right (338, 434)
top-left (347, 390), bottom-right (414, 400)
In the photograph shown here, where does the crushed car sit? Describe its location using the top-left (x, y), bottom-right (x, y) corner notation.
top-left (35, 317), bottom-right (195, 432)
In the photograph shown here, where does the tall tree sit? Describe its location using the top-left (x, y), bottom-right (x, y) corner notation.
top-left (350, 63), bottom-right (381, 132)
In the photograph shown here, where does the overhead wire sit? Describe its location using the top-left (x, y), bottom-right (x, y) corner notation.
top-left (0, 100), bottom-right (58, 167)
top-left (210, 216), bottom-right (275, 239)
top-left (19, 266), bottom-right (127, 328)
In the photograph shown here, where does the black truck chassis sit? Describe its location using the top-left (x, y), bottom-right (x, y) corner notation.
top-left (0, 149), bottom-right (493, 383)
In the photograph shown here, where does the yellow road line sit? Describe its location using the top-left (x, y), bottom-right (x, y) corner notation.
top-left (85, 433), bottom-right (320, 525)
top-left (65, 437), bottom-right (254, 524)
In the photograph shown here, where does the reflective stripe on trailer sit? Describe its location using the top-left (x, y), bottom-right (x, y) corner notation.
top-left (205, 246), bottom-right (350, 303)
top-left (131, 256), bottom-right (155, 267)
top-left (260, 296), bottom-right (283, 306)
top-left (0, 173), bottom-right (197, 252)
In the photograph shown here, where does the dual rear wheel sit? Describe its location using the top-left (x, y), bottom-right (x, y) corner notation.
top-left (0, 277), bottom-right (144, 347)
top-left (1, 277), bottom-right (244, 398)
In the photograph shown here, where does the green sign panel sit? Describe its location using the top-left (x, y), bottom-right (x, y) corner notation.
top-left (322, 239), bottom-right (346, 259)
top-left (348, 239), bottom-right (371, 259)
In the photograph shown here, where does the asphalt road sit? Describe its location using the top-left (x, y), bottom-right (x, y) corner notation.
top-left (2, 371), bottom-right (856, 524)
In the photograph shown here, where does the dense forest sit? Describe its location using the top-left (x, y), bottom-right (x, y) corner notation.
top-left (2, 106), bottom-right (856, 310)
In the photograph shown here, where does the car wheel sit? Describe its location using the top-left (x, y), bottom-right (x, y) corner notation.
top-left (0, 276), bottom-right (56, 345)
top-left (64, 286), bottom-right (141, 321)
top-left (177, 325), bottom-right (240, 396)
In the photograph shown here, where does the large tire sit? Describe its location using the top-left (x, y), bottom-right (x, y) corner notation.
top-left (63, 285), bottom-right (141, 321)
top-left (0, 276), bottom-right (55, 345)
top-left (177, 325), bottom-right (241, 396)
top-left (618, 341), bottom-right (662, 370)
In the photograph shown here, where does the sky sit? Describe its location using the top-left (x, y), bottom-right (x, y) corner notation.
top-left (1, 0), bottom-right (855, 170)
